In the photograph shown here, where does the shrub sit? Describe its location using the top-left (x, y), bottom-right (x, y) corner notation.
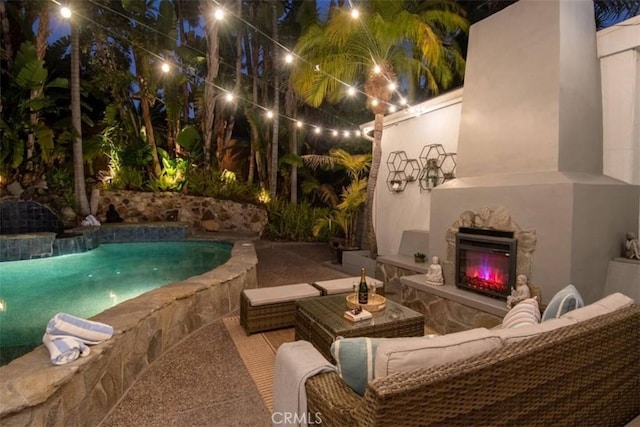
top-left (264, 199), bottom-right (331, 241)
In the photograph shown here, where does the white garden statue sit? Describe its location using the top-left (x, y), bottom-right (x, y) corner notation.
top-left (506, 274), bottom-right (531, 309)
top-left (425, 256), bottom-right (444, 286)
top-left (624, 232), bottom-right (640, 260)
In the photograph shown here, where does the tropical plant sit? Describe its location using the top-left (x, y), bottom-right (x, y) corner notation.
top-left (264, 198), bottom-right (331, 241)
top-left (290, 0), bottom-right (468, 257)
top-left (303, 148), bottom-right (371, 248)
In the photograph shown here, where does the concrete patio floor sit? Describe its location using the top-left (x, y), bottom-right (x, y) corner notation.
top-left (100, 239), bottom-right (350, 426)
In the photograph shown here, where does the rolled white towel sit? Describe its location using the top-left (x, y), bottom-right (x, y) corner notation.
top-left (46, 313), bottom-right (114, 344)
top-left (42, 334), bottom-right (91, 365)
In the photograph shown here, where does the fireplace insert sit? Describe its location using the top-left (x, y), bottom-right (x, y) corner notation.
top-left (455, 227), bottom-right (517, 300)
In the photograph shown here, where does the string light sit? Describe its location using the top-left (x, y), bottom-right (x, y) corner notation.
top-left (388, 105), bottom-right (397, 113)
top-left (60, 5), bottom-right (72, 18)
top-left (296, 120), bottom-right (303, 128)
top-left (373, 64), bottom-right (381, 74)
top-left (351, 9), bottom-right (360, 19)
top-left (388, 82), bottom-right (397, 91)
top-left (371, 99), bottom-right (379, 107)
top-left (399, 97), bottom-right (408, 106)
top-left (343, 130), bottom-right (350, 137)
top-left (56, 0), bottom-right (396, 139)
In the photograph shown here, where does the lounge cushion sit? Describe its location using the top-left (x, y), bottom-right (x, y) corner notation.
top-left (313, 277), bottom-right (383, 295)
top-left (242, 283), bottom-right (320, 306)
top-left (374, 328), bottom-right (502, 378)
top-left (502, 298), bottom-right (541, 328)
top-left (493, 317), bottom-right (576, 344)
top-left (541, 284), bottom-right (584, 321)
top-left (561, 292), bottom-right (635, 322)
top-left (330, 335), bottom-right (437, 395)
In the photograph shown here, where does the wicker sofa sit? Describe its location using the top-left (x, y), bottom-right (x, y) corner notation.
top-left (303, 298), bottom-right (640, 426)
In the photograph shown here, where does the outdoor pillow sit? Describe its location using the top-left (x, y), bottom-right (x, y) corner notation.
top-left (331, 337), bottom-right (385, 396)
top-left (541, 284), bottom-right (584, 321)
top-left (331, 335), bottom-right (435, 396)
top-left (502, 297), bottom-right (541, 328)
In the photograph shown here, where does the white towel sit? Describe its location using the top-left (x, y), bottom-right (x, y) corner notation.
top-left (42, 334), bottom-right (91, 365)
top-left (272, 341), bottom-right (337, 427)
top-left (46, 312), bottom-right (114, 344)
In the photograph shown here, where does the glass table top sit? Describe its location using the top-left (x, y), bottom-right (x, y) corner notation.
top-left (296, 294), bottom-right (423, 334)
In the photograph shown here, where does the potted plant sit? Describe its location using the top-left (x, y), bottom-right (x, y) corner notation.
top-left (414, 252), bottom-right (426, 263)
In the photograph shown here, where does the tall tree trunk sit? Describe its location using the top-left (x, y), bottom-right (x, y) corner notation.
top-left (139, 86), bottom-right (162, 178)
top-left (286, 85), bottom-right (297, 204)
top-left (269, 2), bottom-right (280, 197)
top-left (201, 0), bottom-right (220, 171)
top-left (366, 113), bottom-right (383, 258)
top-left (71, 17), bottom-right (90, 215)
top-left (247, 3), bottom-right (259, 184)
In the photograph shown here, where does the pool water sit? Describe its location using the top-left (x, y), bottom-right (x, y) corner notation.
top-left (0, 240), bottom-right (232, 365)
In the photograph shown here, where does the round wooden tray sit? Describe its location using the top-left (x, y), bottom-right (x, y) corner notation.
top-left (346, 293), bottom-right (386, 312)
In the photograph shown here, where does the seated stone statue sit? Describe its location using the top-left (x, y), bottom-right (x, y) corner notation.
top-left (506, 274), bottom-right (531, 309)
top-left (624, 232), bottom-right (640, 260)
top-left (425, 256), bottom-right (444, 286)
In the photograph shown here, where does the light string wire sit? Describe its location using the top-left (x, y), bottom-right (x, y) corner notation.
top-left (51, 0), bottom-right (368, 136)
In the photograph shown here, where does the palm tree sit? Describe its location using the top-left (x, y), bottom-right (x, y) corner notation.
top-left (290, 0), bottom-right (468, 257)
top-left (69, 2), bottom-right (90, 215)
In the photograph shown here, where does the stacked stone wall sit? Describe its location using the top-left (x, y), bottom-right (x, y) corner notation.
top-left (96, 190), bottom-right (267, 235)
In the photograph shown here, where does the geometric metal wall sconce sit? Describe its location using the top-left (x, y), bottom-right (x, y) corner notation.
top-left (404, 159), bottom-right (420, 181)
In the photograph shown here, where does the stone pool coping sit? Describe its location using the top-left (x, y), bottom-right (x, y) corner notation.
top-left (0, 235), bottom-right (258, 425)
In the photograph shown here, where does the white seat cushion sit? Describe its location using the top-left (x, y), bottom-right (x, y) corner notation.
top-left (374, 328), bottom-right (502, 378)
top-left (243, 283), bottom-right (320, 306)
top-left (561, 292), bottom-right (635, 322)
top-left (492, 317), bottom-right (576, 345)
top-left (313, 277), bottom-right (383, 295)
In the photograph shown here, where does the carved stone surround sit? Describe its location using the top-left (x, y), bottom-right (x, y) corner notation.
top-left (442, 206), bottom-right (537, 292)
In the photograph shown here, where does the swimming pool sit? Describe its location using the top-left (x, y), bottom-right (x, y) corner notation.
top-left (0, 240), bottom-right (232, 365)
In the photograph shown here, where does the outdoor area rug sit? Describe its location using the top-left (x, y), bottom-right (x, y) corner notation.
top-left (223, 316), bottom-right (294, 413)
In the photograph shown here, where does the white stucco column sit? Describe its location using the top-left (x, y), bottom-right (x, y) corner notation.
top-left (598, 16), bottom-right (640, 234)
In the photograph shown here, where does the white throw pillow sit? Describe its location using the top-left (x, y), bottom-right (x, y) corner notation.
top-left (502, 297), bottom-right (541, 328)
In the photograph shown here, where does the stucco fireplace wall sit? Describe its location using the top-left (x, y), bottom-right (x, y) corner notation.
top-left (429, 1), bottom-right (639, 305)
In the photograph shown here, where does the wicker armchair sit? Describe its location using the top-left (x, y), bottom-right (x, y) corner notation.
top-left (306, 304), bottom-right (640, 427)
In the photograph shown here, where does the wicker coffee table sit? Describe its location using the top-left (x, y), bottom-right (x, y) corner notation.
top-left (295, 294), bottom-right (424, 361)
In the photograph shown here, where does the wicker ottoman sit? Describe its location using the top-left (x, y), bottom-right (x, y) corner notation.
top-left (312, 276), bottom-right (384, 295)
top-left (240, 283), bottom-right (321, 335)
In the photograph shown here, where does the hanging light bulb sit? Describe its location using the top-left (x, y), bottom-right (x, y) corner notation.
top-left (225, 93), bottom-right (234, 102)
top-left (351, 9), bottom-right (360, 19)
top-left (266, 110), bottom-right (274, 119)
top-left (399, 97), bottom-right (408, 106)
top-left (347, 87), bottom-right (356, 96)
top-left (214, 8), bottom-right (224, 20)
top-left (60, 5), bottom-right (72, 18)
top-left (371, 99), bottom-right (379, 107)
top-left (314, 127), bottom-right (321, 134)
top-left (388, 82), bottom-right (397, 91)
top-left (161, 62), bottom-right (170, 73)
top-left (355, 130), bottom-right (361, 137)
top-left (332, 130), bottom-right (338, 137)
top-left (373, 64), bottom-right (381, 74)
top-left (285, 53), bottom-right (293, 64)
top-left (388, 105), bottom-right (397, 113)
top-left (343, 130), bottom-right (350, 138)
top-left (296, 120), bottom-right (303, 128)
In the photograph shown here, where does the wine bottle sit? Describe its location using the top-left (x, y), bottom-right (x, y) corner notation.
top-left (358, 268), bottom-right (369, 305)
